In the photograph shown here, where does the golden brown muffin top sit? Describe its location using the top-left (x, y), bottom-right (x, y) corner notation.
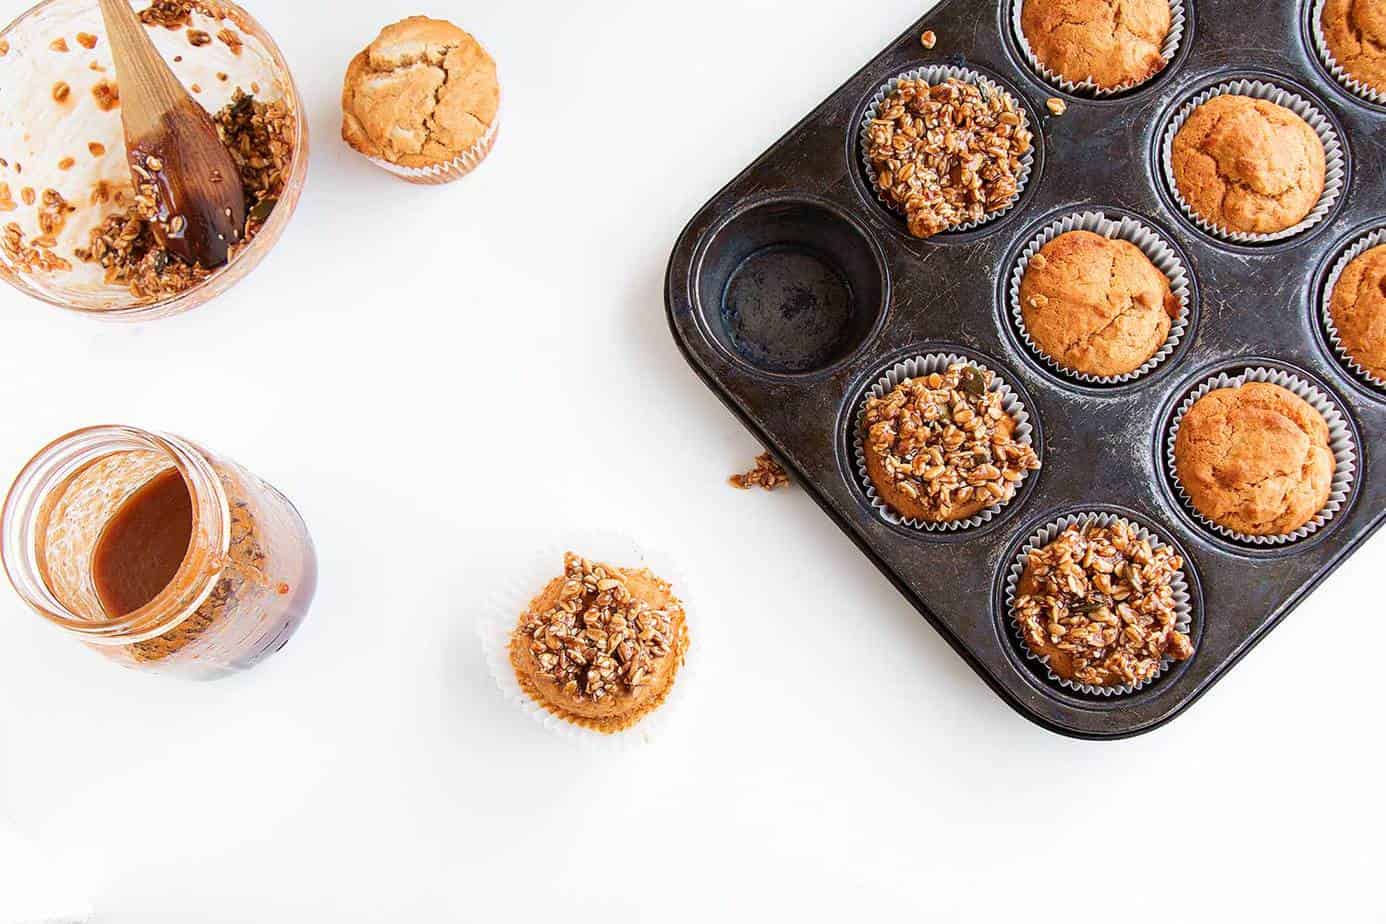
top-left (341, 16), bottom-right (499, 168)
top-left (1014, 521), bottom-right (1193, 688)
top-left (1019, 230), bottom-right (1179, 377)
top-left (1020, 0), bottom-right (1171, 89)
top-left (1174, 382), bottom-right (1334, 536)
top-left (509, 553), bottom-right (687, 732)
top-left (1328, 244), bottom-right (1386, 382)
top-left (1321, 0), bottom-right (1386, 94)
top-left (861, 364), bottom-right (1041, 523)
top-left (1170, 95), bottom-right (1325, 235)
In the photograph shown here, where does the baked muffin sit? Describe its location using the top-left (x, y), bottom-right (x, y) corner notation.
top-left (1328, 244), bottom-right (1386, 382)
top-left (1170, 95), bottom-right (1325, 235)
top-left (1174, 382), bottom-right (1334, 536)
top-left (1019, 230), bottom-right (1179, 377)
top-left (1014, 520), bottom-right (1193, 688)
top-left (1321, 0), bottom-right (1386, 95)
top-left (861, 363), bottom-right (1041, 523)
top-left (509, 552), bottom-right (688, 734)
top-left (1020, 0), bottom-right (1171, 90)
top-left (341, 16), bottom-right (499, 183)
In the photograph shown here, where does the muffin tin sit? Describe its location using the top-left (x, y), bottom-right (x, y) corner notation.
top-left (664, 0), bottom-right (1386, 738)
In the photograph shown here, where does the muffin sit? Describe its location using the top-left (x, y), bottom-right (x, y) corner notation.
top-left (508, 552), bottom-right (689, 734)
top-left (861, 363), bottom-right (1041, 523)
top-left (1174, 382), bottom-right (1334, 536)
top-left (1328, 244), bottom-right (1386, 383)
top-left (341, 16), bottom-right (499, 183)
top-left (1020, 0), bottom-right (1172, 90)
top-left (1013, 519), bottom-right (1193, 688)
top-left (1170, 95), bottom-right (1325, 235)
top-left (1321, 0), bottom-right (1386, 95)
top-left (863, 76), bottom-right (1032, 238)
top-left (1019, 230), bottom-right (1179, 377)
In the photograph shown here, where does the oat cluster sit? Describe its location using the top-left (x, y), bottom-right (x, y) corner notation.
top-left (864, 77), bottom-right (1032, 238)
top-left (3, 189), bottom-right (76, 274)
top-left (729, 452), bottom-right (791, 491)
top-left (1014, 522), bottom-right (1193, 687)
top-left (863, 364), bottom-right (1040, 521)
top-left (518, 553), bottom-right (681, 705)
top-left (74, 92), bottom-right (294, 300)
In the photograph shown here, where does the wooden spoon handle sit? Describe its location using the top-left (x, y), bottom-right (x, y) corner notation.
top-left (95, 0), bottom-right (190, 138)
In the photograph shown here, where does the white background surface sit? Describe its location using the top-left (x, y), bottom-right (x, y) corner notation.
top-left (0, 0), bottom-right (1382, 919)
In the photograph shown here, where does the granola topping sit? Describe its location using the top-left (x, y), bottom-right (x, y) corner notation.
top-left (864, 76), bottom-right (1032, 238)
top-left (1014, 521), bottom-right (1194, 688)
top-left (729, 452), bottom-right (791, 491)
top-left (862, 363), bottom-right (1040, 521)
top-left (518, 553), bottom-right (681, 705)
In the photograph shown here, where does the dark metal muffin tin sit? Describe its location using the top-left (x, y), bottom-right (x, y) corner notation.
top-left (664, 0), bottom-right (1386, 738)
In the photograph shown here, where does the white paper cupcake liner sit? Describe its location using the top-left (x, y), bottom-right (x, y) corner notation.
top-left (859, 66), bottom-right (1034, 235)
top-left (476, 528), bottom-right (695, 751)
top-left (1165, 366), bottom-right (1358, 544)
top-left (1322, 227), bottom-right (1386, 391)
top-left (1312, 0), bottom-right (1386, 105)
top-left (1008, 210), bottom-right (1192, 383)
top-left (367, 111), bottom-right (500, 185)
top-left (1010, 0), bottom-right (1185, 95)
top-left (1005, 511), bottom-right (1195, 696)
top-left (852, 353), bottom-right (1038, 531)
top-left (1160, 79), bottom-right (1344, 243)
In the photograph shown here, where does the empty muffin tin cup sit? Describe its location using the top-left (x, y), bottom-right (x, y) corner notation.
top-left (365, 108), bottom-right (500, 185)
top-left (1008, 210), bottom-right (1192, 384)
top-left (852, 353), bottom-right (1038, 532)
top-left (1010, 0), bottom-right (1186, 95)
top-left (1311, 0), bottom-right (1385, 105)
top-left (477, 528), bottom-right (695, 751)
top-left (1160, 78), bottom-right (1344, 244)
top-left (859, 65), bottom-right (1034, 235)
top-left (695, 197), bottom-right (888, 375)
top-left (1004, 511), bottom-right (1195, 697)
top-left (1321, 227), bottom-right (1386, 391)
top-left (1165, 366), bottom-right (1358, 545)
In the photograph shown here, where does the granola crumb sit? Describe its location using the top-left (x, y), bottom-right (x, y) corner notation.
top-left (88, 142), bottom-right (106, 157)
top-left (52, 81), bottom-right (71, 104)
top-left (0, 39), bottom-right (9, 56)
top-left (187, 29), bottom-right (213, 47)
top-left (76, 32), bottom-right (98, 50)
top-left (1046, 96), bottom-right (1067, 116)
top-left (729, 452), bottom-right (791, 491)
top-left (57, 157), bottom-right (75, 171)
top-left (49, 37), bottom-right (69, 53)
top-left (921, 30), bottom-right (937, 49)
top-left (217, 27), bottom-right (243, 55)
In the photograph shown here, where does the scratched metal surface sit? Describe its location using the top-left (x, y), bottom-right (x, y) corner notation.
top-left (665, 0), bottom-right (1386, 738)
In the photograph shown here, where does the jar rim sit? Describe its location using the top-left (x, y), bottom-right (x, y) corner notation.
top-left (1, 425), bottom-right (231, 642)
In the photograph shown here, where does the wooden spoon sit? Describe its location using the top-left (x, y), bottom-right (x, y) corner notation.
top-left (96, 0), bottom-right (246, 268)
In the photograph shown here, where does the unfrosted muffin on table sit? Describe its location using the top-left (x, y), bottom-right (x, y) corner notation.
top-left (1019, 230), bottom-right (1179, 377)
top-left (1170, 95), bottom-right (1325, 235)
top-left (1020, 0), bottom-right (1172, 90)
top-left (861, 363), bottom-right (1041, 523)
top-left (341, 16), bottom-right (499, 183)
top-left (1328, 244), bottom-right (1386, 382)
top-left (1174, 382), bottom-right (1333, 536)
top-left (509, 552), bottom-right (689, 734)
top-left (1321, 0), bottom-right (1386, 95)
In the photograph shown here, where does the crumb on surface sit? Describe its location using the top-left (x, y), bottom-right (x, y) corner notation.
top-left (729, 452), bottom-right (791, 491)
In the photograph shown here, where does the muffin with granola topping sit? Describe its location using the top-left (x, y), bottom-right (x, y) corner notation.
top-left (1013, 518), bottom-right (1193, 688)
top-left (508, 552), bottom-right (689, 734)
top-left (860, 363), bottom-right (1041, 523)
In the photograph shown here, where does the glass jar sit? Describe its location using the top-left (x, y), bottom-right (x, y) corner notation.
top-left (1, 426), bottom-right (317, 678)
